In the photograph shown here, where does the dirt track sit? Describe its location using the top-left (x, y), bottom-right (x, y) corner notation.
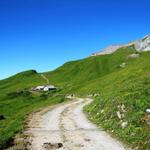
top-left (26, 98), bottom-right (129, 150)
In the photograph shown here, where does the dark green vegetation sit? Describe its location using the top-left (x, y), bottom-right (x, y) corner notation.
top-left (0, 46), bottom-right (150, 149)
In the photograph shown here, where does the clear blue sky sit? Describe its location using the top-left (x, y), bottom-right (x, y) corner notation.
top-left (0, 0), bottom-right (150, 79)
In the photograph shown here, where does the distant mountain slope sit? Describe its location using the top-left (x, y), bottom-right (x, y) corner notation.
top-left (92, 35), bottom-right (150, 56)
top-left (44, 46), bottom-right (136, 86)
top-left (91, 45), bottom-right (123, 56)
top-left (0, 70), bottom-right (45, 94)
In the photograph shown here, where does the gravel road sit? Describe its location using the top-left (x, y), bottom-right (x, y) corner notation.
top-left (26, 98), bottom-right (129, 150)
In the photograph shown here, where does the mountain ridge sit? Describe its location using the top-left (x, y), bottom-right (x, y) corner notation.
top-left (92, 35), bottom-right (150, 56)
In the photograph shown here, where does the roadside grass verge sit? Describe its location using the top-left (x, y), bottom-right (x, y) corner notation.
top-left (83, 52), bottom-right (150, 150)
top-left (0, 91), bottom-right (66, 149)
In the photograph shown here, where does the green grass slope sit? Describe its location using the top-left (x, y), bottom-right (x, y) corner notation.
top-left (44, 47), bottom-right (137, 94)
top-left (0, 70), bottom-right (65, 149)
top-left (0, 70), bottom-right (44, 94)
top-left (45, 46), bottom-right (136, 85)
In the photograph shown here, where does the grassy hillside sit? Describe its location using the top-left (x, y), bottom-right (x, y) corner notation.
top-left (0, 70), bottom-right (44, 94)
top-left (84, 51), bottom-right (150, 149)
top-left (0, 46), bottom-right (150, 149)
top-left (44, 47), bottom-right (150, 149)
top-left (0, 70), bottom-right (66, 149)
top-left (45, 47), bottom-right (136, 85)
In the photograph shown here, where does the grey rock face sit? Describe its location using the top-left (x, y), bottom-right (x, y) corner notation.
top-left (92, 45), bottom-right (122, 56)
top-left (134, 35), bottom-right (150, 51)
top-left (92, 35), bottom-right (150, 56)
top-left (120, 62), bottom-right (126, 68)
top-left (128, 54), bottom-right (140, 58)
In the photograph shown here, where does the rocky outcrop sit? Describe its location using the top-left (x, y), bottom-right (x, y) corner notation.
top-left (92, 35), bottom-right (150, 56)
top-left (128, 53), bottom-right (140, 58)
top-left (92, 45), bottom-right (123, 56)
top-left (120, 62), bottom-right (126, 68)
top-left (134, 35), bottom-right (150, 51)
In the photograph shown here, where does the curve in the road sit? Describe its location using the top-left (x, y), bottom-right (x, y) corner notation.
top-left (26, 98), bottom-right (129, 150)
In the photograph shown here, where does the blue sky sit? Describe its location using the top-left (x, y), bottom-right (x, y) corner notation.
top-left (0, 0), bottom-right (150, 79)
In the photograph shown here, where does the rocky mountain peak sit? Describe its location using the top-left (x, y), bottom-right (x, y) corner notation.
top-left (134, 35), bottom-right (150, 51)
top-left (143, 34), bottom-right (150, 40)
top-left (92, 34), bottom-right (150, 56)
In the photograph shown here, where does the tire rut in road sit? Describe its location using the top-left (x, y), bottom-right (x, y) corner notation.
top-left (59, 100), bottom-right (91, 150)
